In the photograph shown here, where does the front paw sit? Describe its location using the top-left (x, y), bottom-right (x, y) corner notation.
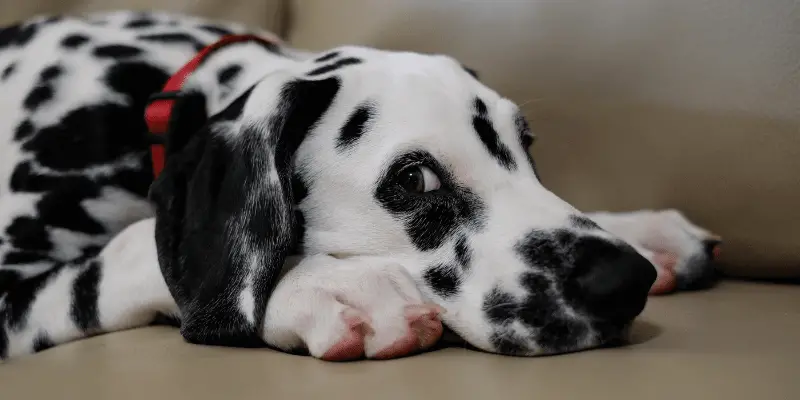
top-left (262, 255), bottom-right (444, 361)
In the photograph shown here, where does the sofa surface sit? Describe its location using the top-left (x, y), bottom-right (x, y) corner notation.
top-left (0, 0), bottom-right (798, 398)
top-left (1, 281), bottom-right (798, 399)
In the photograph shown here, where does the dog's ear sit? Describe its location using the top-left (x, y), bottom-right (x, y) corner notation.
top-left (148, 76), bottom-right (341, 347)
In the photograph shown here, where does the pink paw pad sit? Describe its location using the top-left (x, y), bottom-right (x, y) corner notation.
top-left (649, 252), bottom-right (677, 295)
top-left (371, 304), bottom-right (445, 360)
top-left (322, 309), bottom-right (373, 361)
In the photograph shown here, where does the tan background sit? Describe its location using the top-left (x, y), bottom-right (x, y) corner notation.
top-left (1, 0), bottom-right (798, 278)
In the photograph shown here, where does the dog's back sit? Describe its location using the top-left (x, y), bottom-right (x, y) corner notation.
top-left (0, 11), bottom-right (272, 293)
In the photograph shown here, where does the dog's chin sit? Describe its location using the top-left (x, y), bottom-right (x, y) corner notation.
top-left (433, 322), bottom-right (638, 357)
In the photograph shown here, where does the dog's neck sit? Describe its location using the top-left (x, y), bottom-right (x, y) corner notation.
top-left (178, 39), bottom-right (314, 117)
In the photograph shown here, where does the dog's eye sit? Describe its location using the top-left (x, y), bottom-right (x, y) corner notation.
top-left (397, 165), bottom-right (441, 193)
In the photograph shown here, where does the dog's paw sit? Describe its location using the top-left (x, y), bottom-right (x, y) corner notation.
top-left (588, 209), bottom-right (722, 295)
top-left (263, 255), bottom-right (444, 361)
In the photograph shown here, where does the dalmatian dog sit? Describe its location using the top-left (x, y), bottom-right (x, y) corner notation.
top-left (0, 11), bottom-right (722, 361)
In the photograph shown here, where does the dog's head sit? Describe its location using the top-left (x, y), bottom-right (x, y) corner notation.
top-left (149, 46), bottom-right (656, 355)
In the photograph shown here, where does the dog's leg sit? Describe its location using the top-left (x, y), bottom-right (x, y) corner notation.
top-left (262, 254), bottom-right (444, 361)
top-left (585, 209), bottom-right (722, 294)
top-left (0, 218), bottom-right (177, 360)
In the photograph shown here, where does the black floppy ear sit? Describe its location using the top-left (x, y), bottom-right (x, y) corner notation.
top-left (148, 77), bottom-right (341, 347)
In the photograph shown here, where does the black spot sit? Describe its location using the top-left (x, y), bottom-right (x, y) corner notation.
top-left (461, 65), bottom-right (479, 79)
top-left (14, 23), bottom-right (38, 46)
top-left (0, 23), bottom-right (22, 48)
top-left (10, 161), bottom-right (96, 193)
top-left (1, 62), bottom-right (15, 80)
top-left (23, 85), bottom-right (55, 111)
top-left (0, 270), bottom-right (21, 296)
top-left (20, 62), bottom-right (167, 172)
top-left (93, 44), bottom-right (143, 58)
top-left (14, 120), bottom-right (35, 140)
top-left (423, 264), bottom-right (461, 298)
top-left (124, 19), bottom-right (156, 29)
top-left (291, 210), bottom-right (306, 255)
top-left (307, 57), bottom-right (363, 76)
top-left (570, 215), bottom-right (600, 230)
top-left (71, 261), bottom-right (101, 332)
top-left (375, 151), bottom-right (486, 251)
top-left (337, 102), bottom-right (374, 150)
top-left (137, 33), bottom-right (205, 51)
top-left (472, 98), bottom-right (517, 170)
top-left (491, 329), bottom-right (527, 355)
top-left (291, 172), bottom-right (309, 204)
top-left (32, 332), bottom-right (55, 353)
top-left (453, 234), bottom-right (472, 271)
top-left (39, 64), bottom-right (63, 82)
top-left (198, 24), bottom-right (234, 36)
top-left (3, 251), bottom-right (48, 265)
top-left (537, 317), bottom-right (587, 352)
top-left (35, 190), bottom-right (106, 235)
top-left (483, 286), bottom-right (517, 325)
top-left (518, 273), bottom-right (560, 329)
top-left (217, 64), bottom-right (242, 86)
top-left (60, 34), bottom-right (90, 48)
top-left (514, 230), bottom-right (566, 274)
top-left (0, 308), bottom-right (6, 358)
top-left (6, 216), bottom-right (52, 252)
top-left (314, 51), bottom-right (340, 63)
top-left (4, 265), bottom-right (63, 330)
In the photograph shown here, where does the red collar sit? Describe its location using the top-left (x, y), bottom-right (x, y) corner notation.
top-left (145, 34), bottom-right (275, 178)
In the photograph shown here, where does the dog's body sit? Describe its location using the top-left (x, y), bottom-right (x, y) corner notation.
top-left (0, 11), bottom-right (720, 361)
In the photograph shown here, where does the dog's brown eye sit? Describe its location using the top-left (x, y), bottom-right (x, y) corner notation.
top-left (397, 165), bottom-right (441, 193)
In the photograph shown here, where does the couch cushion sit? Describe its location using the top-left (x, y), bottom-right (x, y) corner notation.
top-left (285, 0), bottom-right (800, 279)
top-left (1, 281), bottom-right (798, 399)
top-left (0, 0), bottom-right (287, 34)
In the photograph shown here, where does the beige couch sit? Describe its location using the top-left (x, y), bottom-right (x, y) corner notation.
top-left (1, 1), bottom-right (798, 398)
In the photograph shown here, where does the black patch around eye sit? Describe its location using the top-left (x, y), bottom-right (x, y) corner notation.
top-left (198, 24), bottom-right (235, 36)
top-left (4, 263), bottom-right (63, 330)
top-left (307, 57), bottom-right (363, 76)
top-left (483, 286), bottom-right (518, 325)
top-left (70, 260), bottom-right (102, 332)
top-left (217, 64), bottom-right (242, 86)
top-left (1, 62), bottom-right (15, 80)
top-left (60, 34), bottom-right (90, 48)
top-left (93, 44), bottom-right (143, 58)
top-left (337, 102), bottom-right (374, 151)
top-left (6, 216), bottom-right (52, 251)
top-left (570, 215), bottom-right (600, 230)
top-left (14, 120), bottom-right (35, 141)
top-left (124, 18), bottom-right (156, 29)
top-left (137, 33), bottom-right (205, 51)
top-left (423, 264), bottom-right (462, 298)
top-left (32, 332), bottom-right (55, 353)
top-left (314, 51), bottom-right (340, 63)
top-left (454, 234), bottom-right (472, 271)
top-left (23, 85), bottom-right (54, 111)
top-left (375, 151), bottom-right (486, 251)
top-left (472, 98), bottom-right (517, 171)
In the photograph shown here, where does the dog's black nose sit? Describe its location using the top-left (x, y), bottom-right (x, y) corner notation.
top-left (572, 245), bottom-right (657, 322)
